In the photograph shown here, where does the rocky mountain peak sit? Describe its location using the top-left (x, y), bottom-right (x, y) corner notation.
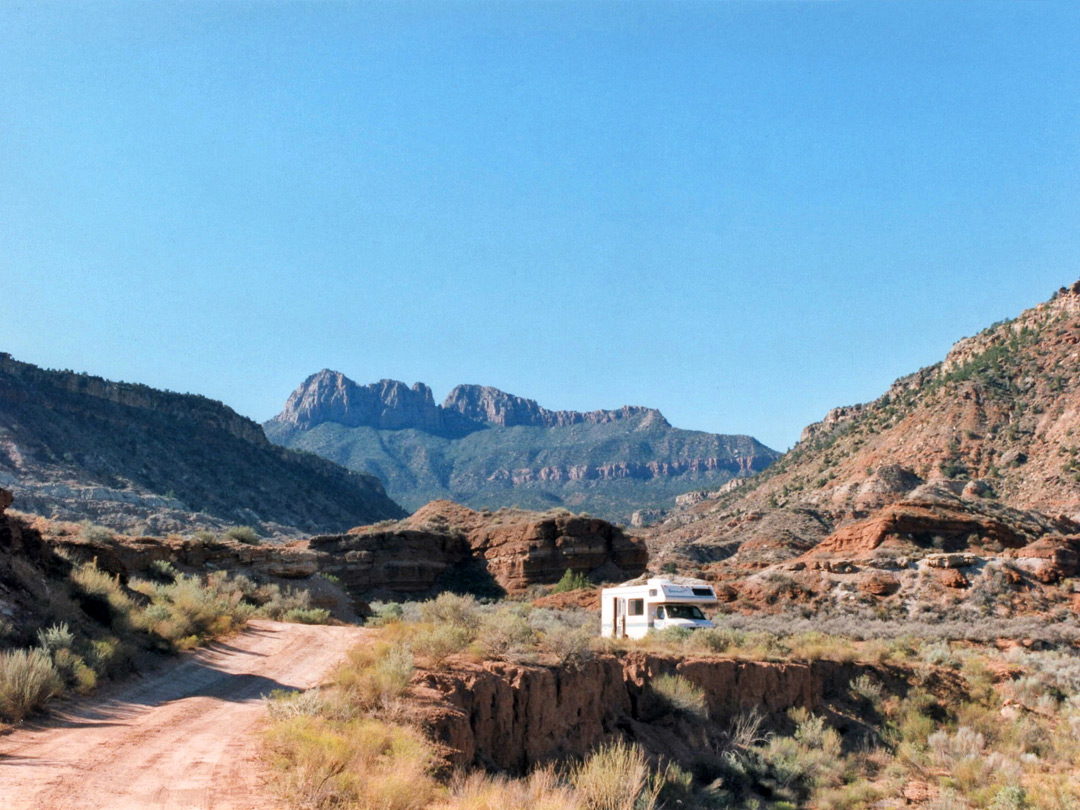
top-left (442, 384), bottom-right (670, 429)
top-left (276, 370), bottom-right (445, 432)
top-left (273, 371), bottom-right (672, 434)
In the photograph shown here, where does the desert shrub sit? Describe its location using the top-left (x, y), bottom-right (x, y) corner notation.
top-left (850, 673), bottom-right (883, 707)
top-left (0, 648), bottom-right (63, 722)
top-left (890, 689), bottom-right (939, 760)
top-left (367, 601), bottom-right (405, 627)
top-left (647, 673), bottom-right (707, 721)
top-left (36, 623), bottom-right (96, 692)
top-left (256, 584), bottom-right (325, 621)
top-left (538, 625), bottom-right (595, 667)
top-left (334, 642), bottom-right (414, 716)
top-left (50, 647), bottom-right (96, 693)
top-left (475, 606), bottom-right (537, 662)
top-left (79, 521), bottom-right (114, 543)
top-left (191, 530), bottom-right (217, 544)
top-left (412, 624), bottom-right (473, 667)
top-left (36, 622), bottom-right (74, 653)
top-left (87, 637), bottom-right (135, 679)
top-left (649, 626), bottom-right (693, 645)
top-left (689, 627), bottom-right (745, 654)
top-left (550, 568), bottom-right (591, 594)
top-left (283, 607), bottom-right (331, 624)
top-left (71, 561), bottom-right (136, 615)
top-left (129, 571), bottom-right (255, 647)
top-left (786, 631), bottom-right (856, 662)
top-left (264, 688), bottom-right (327, 721)
top-left (149, 559), bottom-right (179, 582)
top-left (721, 708), bottom-right (770, 754)
top-left (527, 607), bottom-right (594, 633)
top-left (224, 525), bottom-right (260, 544)
top-left (929, 725), bottom-right (985, 767)
top-left (920, 640), bottom-right (960, 669)
top-left (418, 592), bottom-right (481, 630)
top-left (570, 740), bottom-right (660, 810)
top-left (990, 784), bottom-right (1031, 810)
top-left (760, 708), bottom-right (845, 797)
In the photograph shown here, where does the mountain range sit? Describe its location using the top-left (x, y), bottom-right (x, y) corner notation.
top-left (0, 354), bottom-right (406, 535)
top-left (264, 371), bottom-right (779, 524)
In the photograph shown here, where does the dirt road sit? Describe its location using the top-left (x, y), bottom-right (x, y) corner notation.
top-left (0, 620), bottom-right (369, 810)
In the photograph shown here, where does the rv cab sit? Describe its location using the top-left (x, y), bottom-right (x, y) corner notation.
top-left (601, 577), bottom-right (717, 639)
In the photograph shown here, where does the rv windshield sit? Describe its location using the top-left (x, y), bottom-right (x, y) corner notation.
top-left (663, 604), bottom-right (706, 621)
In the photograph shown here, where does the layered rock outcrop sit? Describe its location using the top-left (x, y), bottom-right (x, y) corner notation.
top-left (304, 500), bottom-right (648, 596)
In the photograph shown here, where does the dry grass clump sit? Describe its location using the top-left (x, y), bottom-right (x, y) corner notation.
top-left (333, 641), bottom-right (415, 717)
top-left (0, 648), bottom-right (62, 723)
top-left (569, 740), bottom-right (661, 810)
top-left (264, 715), bottom-right (438, 810)
top-left (434, 767), bottom-right (582, 810)
top-left (645, 674), bottom-right (707, 721)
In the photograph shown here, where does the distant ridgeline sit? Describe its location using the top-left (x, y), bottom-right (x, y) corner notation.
top-left (0, 354), bottom-right (406, 535)
top-left (263, 370), bottom-right (779, 524)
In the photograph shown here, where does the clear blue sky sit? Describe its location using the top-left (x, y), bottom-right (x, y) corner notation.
top-left (3, 1), bottom-right (1079, 451)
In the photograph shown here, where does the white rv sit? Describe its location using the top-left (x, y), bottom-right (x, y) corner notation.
top-left (601, 577), bottom-right (718, 639)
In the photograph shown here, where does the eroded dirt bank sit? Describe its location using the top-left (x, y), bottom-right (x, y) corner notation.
top-left (416, 652), bottom-right (908, 772)
top-left (0, 620), bottom-right (369, 810)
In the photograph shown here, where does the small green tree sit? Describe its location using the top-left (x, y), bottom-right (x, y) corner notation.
top-left (550, 568), bottom-right (591, 593)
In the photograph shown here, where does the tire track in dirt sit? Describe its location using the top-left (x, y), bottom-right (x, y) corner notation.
top-left (0, 620), bottom-right (370, 810)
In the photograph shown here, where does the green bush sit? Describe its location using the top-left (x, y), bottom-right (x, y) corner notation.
top-left (0, 648), bottom-right (63, 722)
top-left (550, 568), bottom-right (591, 594)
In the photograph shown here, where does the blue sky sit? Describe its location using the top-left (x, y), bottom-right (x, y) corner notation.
top-left (3, 1), bottom-right (1079, 451)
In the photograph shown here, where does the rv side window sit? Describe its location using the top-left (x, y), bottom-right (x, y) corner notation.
top-left (628, 599), bottom-right (644, 616)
